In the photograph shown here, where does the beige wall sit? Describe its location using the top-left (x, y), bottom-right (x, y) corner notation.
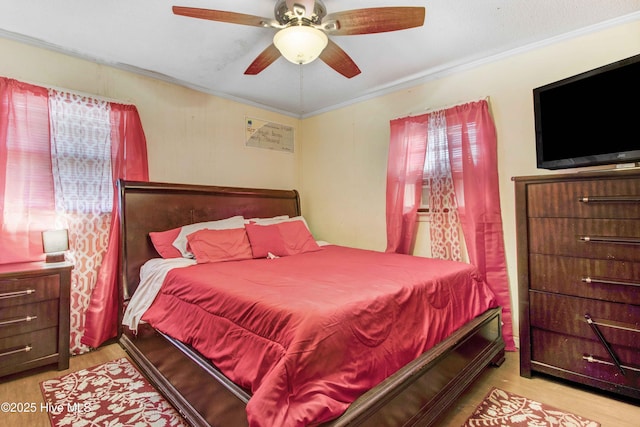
top-left (300, 19), bottom-right (640, 345)
top-left (1, 18), bottom-right (639, 346)
top-left (0, 37), bottom-right (301, 191)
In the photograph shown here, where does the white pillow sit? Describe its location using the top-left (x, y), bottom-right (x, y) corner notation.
top-left (247, 215), bottom-right (310, 231)
top-left (172, 215), bottom-right (245, 258)
top-left (244, 215), bottom-right (289, 225)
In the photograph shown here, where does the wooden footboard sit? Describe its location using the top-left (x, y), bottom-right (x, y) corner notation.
top-left (120, 307), bottom-right (504, 427)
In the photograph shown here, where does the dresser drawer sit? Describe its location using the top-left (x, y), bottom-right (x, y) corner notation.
top-left (0, 327), bottom-right (59, 370)
top-left (529, 218), bottom-right (640, 261)
top-left (529, 254), bottom-right (640, 304)
top-left (0, 299), bottom-right (59, 339)
top-left (527, 178), bottom-right (640, 219)
top-left (0, 274), bottom-right (60, 308)
top-left (530, 291), bottom-right (640, 348)
top-left (531, 329), bottom-right (639, 395)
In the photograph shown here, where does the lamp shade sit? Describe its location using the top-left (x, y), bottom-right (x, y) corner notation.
top-left (42, 229), bottom-right (69, 263)
top-left (273, 25), bottom-right (328, 65)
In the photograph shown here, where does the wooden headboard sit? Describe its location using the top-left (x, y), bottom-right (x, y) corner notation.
top-left (118, 180), bottom-right (301, 302)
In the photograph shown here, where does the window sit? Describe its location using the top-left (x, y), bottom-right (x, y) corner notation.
top-left (3, 88), bottom-right (55, 227)
top-left (420, 112), bottom-right (452, 213)
top-left (418, 180), bottom-right (430, 212)
top-left (49, 92), bottom-right (113, 215)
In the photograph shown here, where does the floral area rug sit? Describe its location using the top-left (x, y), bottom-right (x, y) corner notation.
top-left (40, 357), bottom-right (188, 427)
top-left (463, 387), bottom-right (600, 427)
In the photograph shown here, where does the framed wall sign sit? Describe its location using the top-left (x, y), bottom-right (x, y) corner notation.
top-left (245, 117), bottom-right (294, 153)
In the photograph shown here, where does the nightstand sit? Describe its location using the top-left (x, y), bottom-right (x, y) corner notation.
top-left (0, 261), bottom-right (72, 377)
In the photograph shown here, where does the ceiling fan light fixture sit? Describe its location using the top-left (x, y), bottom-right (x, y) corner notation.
top-left (273, 25), bottom-right (328, 65)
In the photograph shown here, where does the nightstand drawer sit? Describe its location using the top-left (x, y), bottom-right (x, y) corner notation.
top-left (0, 327), bottom-right (59, 371)
top-left (0, 274), bottom-right (60, 308)
top-left (0, 299), bottom-right (59, 339)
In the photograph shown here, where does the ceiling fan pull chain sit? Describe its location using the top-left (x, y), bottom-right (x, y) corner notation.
top-left (299, 64), bottom-right (304, 115)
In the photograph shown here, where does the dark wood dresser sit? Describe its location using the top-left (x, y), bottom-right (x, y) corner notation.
top-left (0, 262), bottom-right (72, 377)
top-left (514, 169), bottom-right (640, 399)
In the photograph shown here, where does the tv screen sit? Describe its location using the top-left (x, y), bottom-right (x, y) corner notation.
top-left (534, 53), bottom-right (640, 170)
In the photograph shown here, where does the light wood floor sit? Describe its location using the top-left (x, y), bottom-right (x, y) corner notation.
top-left (1, 344), bottom-right (638, 426)
top-left (437, 351), bottom-right (640, 427)
top-left (0, 344), bottom-right (127, 427)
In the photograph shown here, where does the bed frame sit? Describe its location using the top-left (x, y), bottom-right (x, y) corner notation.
top-left (117, 179), bottom-right (505, 427)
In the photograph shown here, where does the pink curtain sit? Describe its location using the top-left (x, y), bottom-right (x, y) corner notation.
top-left (386, 100), bottom-right (515, 350)
top-left (0, 78), bottom-right (56, 263)
top-left (385, 115), bottom-right (428, 254)
top-left (81, 104), bottom-right (149, 348)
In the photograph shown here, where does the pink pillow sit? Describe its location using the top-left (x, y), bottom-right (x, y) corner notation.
top-left (186, 228), bottom-right (253, 264)
top-left (245, 220), bottom-right (320, 258)
top-left (149, 227), bottom-right (182, 259)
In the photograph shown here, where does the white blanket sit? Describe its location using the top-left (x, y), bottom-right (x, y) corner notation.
top-left (122, 257), bottom-right (196, 332)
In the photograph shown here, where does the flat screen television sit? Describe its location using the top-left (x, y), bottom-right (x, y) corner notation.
top-left (533, 53), bottom-right (640, 170)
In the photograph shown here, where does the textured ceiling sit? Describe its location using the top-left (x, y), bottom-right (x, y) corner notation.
top-left (1, 0), bottom-right (639, 117)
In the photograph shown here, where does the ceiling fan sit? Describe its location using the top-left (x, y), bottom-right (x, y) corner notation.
top-left (172, 0), bottom-right (426, 78)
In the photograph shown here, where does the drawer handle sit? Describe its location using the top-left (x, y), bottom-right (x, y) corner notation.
top-left (586, 316), bottom-right (640, 334)
top-left (579, 236), bottom-right (640, 245)
top-left (0, 345), bottom-right (32, 358)
top-left (583, 355), bottom-right (640, 373)
top-left (0, 289), bottom-right (36, 300)
top-left (578, 196), bottom-right (640, 203)
top-left (584, 314), bottom-right (625, 376)
top-left (0, 315), bottom-right (38, 327)
top-left (582, 277), bottom-right (640, 288)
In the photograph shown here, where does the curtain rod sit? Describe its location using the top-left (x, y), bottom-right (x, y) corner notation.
top-left (394, 96), bottom-right (490, 121)
top-left (47, 85), bottom-right (134, 106)
top-left (6, 75), bottom-right (134, 106)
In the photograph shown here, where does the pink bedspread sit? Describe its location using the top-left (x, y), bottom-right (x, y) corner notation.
top-left (141, 245), bottom-right (497, 426)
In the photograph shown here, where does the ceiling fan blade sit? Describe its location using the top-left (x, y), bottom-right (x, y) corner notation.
top-left (172, 6), bottom-right (275, 28)
top-left (319, 39), bottom-right (361, 79)
top-left (323, 7), bottom-right (426, 35)
top-left (245, 44), bottom-right (282, 75)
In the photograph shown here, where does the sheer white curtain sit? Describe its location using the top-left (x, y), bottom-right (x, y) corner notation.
top-left (425, 111), bottom-right (462, 261)
top-left (48, 90), bottom-right (114, 354)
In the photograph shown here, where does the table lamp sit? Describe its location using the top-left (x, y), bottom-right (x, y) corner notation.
top-left (42, 229), bottom-right (69, 263)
